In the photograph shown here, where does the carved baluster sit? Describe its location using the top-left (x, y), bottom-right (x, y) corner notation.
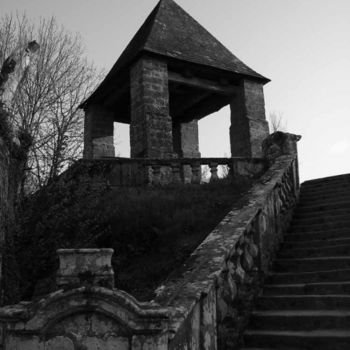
top-left (191, 161), bottom-right (201, 184)
top-left (171, 163), bottom-right (182, 184)
top-left (209, 162), bottom-right (219, 183)
top-left (152, 164), bottom-right (161, 185)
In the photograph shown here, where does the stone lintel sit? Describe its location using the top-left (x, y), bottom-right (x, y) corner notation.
top-left (168, 71), bottom-right (237, 95)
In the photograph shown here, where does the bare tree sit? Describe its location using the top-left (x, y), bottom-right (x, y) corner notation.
top-left (268, 111), bottom-right (287, 133)
top-left (0, 13), bottom-right (101, 192)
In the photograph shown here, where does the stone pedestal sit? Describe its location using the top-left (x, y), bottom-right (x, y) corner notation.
top-left (84, 104), bottom-right (115, 159)
top-left (130, 57), bottom-right (173, 158)
top-left (230, 79), bottom-right (269, 158)
top-left (56, 248), bottom-right (114, 289)
top-left (173, 119), bottom-right (200, 183)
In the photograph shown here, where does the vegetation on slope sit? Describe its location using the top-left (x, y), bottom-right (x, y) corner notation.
top-left (12, 175), bottom-right (252, 302)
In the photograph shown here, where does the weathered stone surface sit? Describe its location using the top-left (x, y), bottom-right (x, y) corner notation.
top-left (56, 248), bottom-right (115, 289)
top-left (0, 286), bottom-right (171, 350)
top-left (263, 131), bottom-right (302, 160)
top-left (154, 153), bottom-right (299, 349)
top-left (84, 104), bottom-right (115, 159)
top-left (230, 79), bottom-right (269, 158)
top-left (130, 57), bottom-right (173, 158)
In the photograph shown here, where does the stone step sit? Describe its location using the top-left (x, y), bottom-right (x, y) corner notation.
top-left (243, 330), bottom-right (350, 350)
top-left (275, 257), bottom-right (350, 273)
top-left (291, 213), bottom-right (350, 225)
top-left (300, 183), bottom-right (350, 194)
top-left (299, 193), bottom-right (350, 205)
top-left (241, 175), bottom-right (350, 350)
top-left (250, 310), bottom-right (350, 331)
top-left (294, 206), bottom-right (350, 218)
top-left (282, 237), bottom-right (350, 249)
top-left (302, 184), bottom-right (350, 195)
top-left (264, 282), bottom-right (350, 296)
top-left (297, 197), bottom-right (350, 209)
top-left (256, 295), bottom-right (350, 310)
top-left (270, 268), bottom-right (350, 284)
top-left (284, 229), bottom-right (350, 241)
top-left (302, 173), bottom-right (350, 187)
top-left (294, 201), bottom-right (350, 214)
top-left (278, 245), bottom-right (350, 258)
top-left (289, 220), bottom-right (350, 232)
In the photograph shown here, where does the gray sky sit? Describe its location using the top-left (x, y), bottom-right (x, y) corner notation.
top-left (3, 0), bottom-right (350, 181)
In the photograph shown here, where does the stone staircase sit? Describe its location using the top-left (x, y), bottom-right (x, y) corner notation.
top-left (242, 174), bottom-right (350, 350)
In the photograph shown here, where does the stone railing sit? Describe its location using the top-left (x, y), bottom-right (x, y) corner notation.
top-left (60, 156), bottom-right (267, 188)
top-left (153, 153), bottom-right (300, 349)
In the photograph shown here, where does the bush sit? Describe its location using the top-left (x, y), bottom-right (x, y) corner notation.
top-left (13, 175), bottom-right (253, 302)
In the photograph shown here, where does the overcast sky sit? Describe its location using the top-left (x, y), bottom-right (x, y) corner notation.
top-left (2, 0), bottom-right (350, 181)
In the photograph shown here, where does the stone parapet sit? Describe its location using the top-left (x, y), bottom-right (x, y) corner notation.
top-left (154, 153), bottom-right (300, 349)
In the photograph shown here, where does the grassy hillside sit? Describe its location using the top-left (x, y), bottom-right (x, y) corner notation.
top-left (13, 176), bottom-right (253, 302)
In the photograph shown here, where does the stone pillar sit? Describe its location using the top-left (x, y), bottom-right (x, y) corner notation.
top-left (83, 104), bottom-right (115, 159)
top-left (130, 57), bottom-right (173, 158)
top-left (173, 119), bottom-right (201, 158)
top-left (173, 120), bottom-right (201, 183)
top-left (230, 79), bottom-right (269, 158)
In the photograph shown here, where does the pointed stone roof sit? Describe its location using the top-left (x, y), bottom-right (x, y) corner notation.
top-left (83, 0), bottom-right (269, 107)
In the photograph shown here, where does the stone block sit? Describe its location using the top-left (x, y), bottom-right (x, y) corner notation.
top-left (56, 248), bottom-right (114, 289)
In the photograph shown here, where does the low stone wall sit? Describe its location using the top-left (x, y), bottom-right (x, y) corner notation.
top-left (0, 151), bottom-right (299, 349)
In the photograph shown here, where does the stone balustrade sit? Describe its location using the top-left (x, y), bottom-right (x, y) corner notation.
top-left (59, 156), bottom-right (268, 188)
top-left (153, 154), bottom-right (300, 349)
